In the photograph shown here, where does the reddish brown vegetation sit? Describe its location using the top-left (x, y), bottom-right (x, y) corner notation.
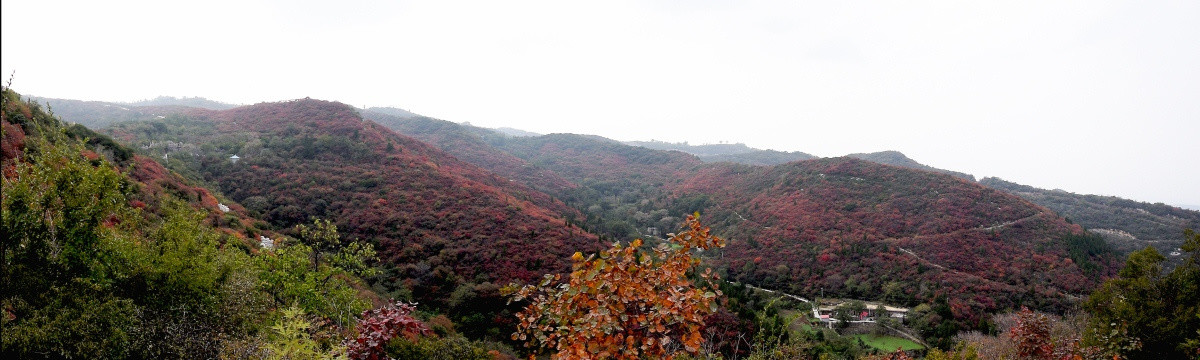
top-left (109, 99), bottom-right (604, 305)
top-left (509, 215), bottom-right (724, 359)
top-left (379, 118), bottom-right (1121, 332)
top-left (684, 159), bottom-right (1118, 327)
top-left (347, 301), bottom-right (430, 360)
top-left (361, 113), bottom-right (579, 197)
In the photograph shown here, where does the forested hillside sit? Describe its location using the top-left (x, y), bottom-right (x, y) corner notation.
top-left (981, 177), bottom-right (1200, 257)
top-left (29, 96), bottom-right (166, 129)
top-left (2, 88), bottom-right (382, 358)
top-left (7, 87), bottom-right (1197, 358)
top-left (367, 116), bottom-right (1122, 345)
top-left (104, 99), bottom-right (605, 317)
top-left (368, 114), bottom-right (709, 240)
top-left (680, 159), bottom-right (1120, 338)
top-left (360, 110), bottom-right (577, 197)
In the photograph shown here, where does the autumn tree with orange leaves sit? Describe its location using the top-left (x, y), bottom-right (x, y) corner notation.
top-left (506, 214), bottom-right (725, 359)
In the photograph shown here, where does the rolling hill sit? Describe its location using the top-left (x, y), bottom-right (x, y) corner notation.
top-left (359, 110), bottom-right (577, 197)
top-left (679, 158), bottom-right (1116, 325)
top-left (626, 139), bottom-right (817, 165)
top-left (43, 94), bottom-right (1188, 268)
top-left (981, 177), bottom-right (1200, 260)
top-left (102, 99), bottom-right (604, 310)
top-left (31, 92), bottom-right (1138, 337)
top-left (846, 150), bottom-right (976, 181)
top-left (3, 88), bottom-right (380, 358)
top-left (368, 118), bottom-right (1119, 331)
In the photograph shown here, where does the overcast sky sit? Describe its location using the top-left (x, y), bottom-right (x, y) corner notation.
top-left (3, 1), bottom-right (1198, 207)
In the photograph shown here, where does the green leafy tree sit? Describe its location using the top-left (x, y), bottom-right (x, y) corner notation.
top-left (2, 121), bottom-right (140, 358)
top-left (924, 342), bottom-right (979, 360)
top-left (833, 300), bottom-right (866, 329)
top-left (1084, 229), bottom-right (1200, 359)
top-left (384, 336), bottom-right (502, 360)
top-left (257, 219), bottom-right (378, 327)
top-left (256, 243), bottom-right (372, 328)
top-left (265, 305), bottom-right (348, 360)
top-left (297, 219), bottom-right (341, 271)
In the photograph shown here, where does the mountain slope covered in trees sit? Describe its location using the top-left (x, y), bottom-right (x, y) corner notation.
top-left (679, 159), bottom-right (1118, 330)
top-left (360, 110), bottom-right (577, 197)
top-left (43, 93), bottom-right (1187, 268)
top-left (103, 99), bottom-right (604, 313)
top-left (368, 118), bottom-right (1121, 340)
top-left (2, 88), bottom-right (387, 358)
top-left (26, 91), bottom-right (1194, 357)
top-left (981, 177), bottom-right (1200, 258)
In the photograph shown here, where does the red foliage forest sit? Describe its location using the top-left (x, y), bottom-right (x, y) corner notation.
top-left (104, 97), bottom-right (1121, 337)
top-left (677, 158), bottom-right (1119, 326)
top-left (361, 111), bottom-right (579, 198)
top-left (106, 99), bottom-right (604, 308)
top-left (382, 123), bottom-right (1121, 330)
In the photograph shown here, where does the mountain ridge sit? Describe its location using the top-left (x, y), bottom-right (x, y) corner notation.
top-left (36, 94), bottom-right (1192, 262)
top-left (368, 118), bottom-right (1119, 331)
top-left (104, 98), bottom-right (605, 308)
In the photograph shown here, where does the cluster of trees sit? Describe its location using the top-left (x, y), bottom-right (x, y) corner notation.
top-left (1082, 229), bottom-right (1200, 358)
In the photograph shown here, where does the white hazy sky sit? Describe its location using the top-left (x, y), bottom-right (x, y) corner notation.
top-left (3, 1), bottom-right (1198, 207)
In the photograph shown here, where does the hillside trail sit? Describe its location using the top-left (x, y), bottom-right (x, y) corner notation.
top-left (738, 283), bottom-right (811, 303)
top-left (885, 210), bottom-right (1045, 263)
top-left (888, 210), bottom-right (1084, 300)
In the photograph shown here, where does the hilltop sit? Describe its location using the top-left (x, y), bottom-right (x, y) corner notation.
top-left (846, 150), bottom-right (976, 181)
top-left (625, 139), bottom-right (817, 165)
top-left (127, 95), bottom-right (238, 110)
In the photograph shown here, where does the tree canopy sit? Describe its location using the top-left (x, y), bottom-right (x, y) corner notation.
top-left (508, 214), bottom-right (724, 359)
top-left (1083, 229), bottom-right (1200, 359)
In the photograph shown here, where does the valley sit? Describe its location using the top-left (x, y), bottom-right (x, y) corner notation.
top-left (5, 90), bottom-right (1198, 359)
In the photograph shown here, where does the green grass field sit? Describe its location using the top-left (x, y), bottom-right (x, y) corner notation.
top-left (852, 334), bottom-right (925, 351)
top-left (779, 310), bottom-right (814, 332)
